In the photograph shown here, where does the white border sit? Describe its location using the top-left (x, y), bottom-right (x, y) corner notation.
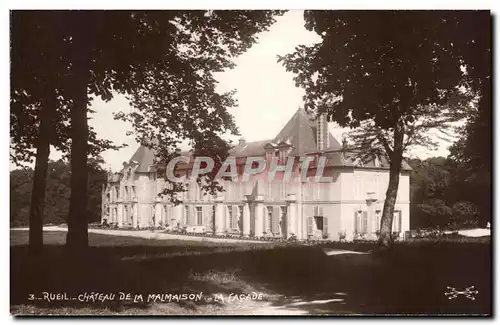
top-left (4, 2), bottom-right (497, 325)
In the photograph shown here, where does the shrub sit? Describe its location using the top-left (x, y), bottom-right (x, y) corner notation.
top-left (338, 231), bottom-right (346, 242)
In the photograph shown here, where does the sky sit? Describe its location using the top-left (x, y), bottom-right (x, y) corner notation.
top-left (41, 10), bottom-right (455, 172)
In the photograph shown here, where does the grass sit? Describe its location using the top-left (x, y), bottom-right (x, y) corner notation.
top-left (10, 230), bottom-right (491, 316)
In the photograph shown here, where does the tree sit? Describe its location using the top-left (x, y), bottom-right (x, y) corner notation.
top-left (10, 12), bottom-right (122, 253)
top-left (11, 10), bottom-right (284, 253)
top-left (10, 159), bottom-right (107, 227)
top-left (447, 11), bottom-right (491, 226)
top-left (280, 11), bottom-right (489, 247)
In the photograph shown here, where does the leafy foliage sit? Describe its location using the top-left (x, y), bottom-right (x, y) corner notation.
top-left (10, 160), bottom-right (107, 227)
top-left (408, 157), bottom-right (483, 230)
top-left (10, 10), bottom-right (284, 250)
top-left (279, 10), bottom-right (490, 246)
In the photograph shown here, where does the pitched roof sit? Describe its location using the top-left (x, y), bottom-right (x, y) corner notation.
top-left (126, 144), bottom-right (155, 173)
top-left (123, 107), bottom-right (411, 172)
top-left (272, 107), bottom-right (341, 155)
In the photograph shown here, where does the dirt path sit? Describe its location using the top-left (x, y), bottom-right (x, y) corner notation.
top-left (11, 226), bottom-right (271, 245)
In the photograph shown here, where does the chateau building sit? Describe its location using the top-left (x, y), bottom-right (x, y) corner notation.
top-left (101, 108), bottom-right (411, 241)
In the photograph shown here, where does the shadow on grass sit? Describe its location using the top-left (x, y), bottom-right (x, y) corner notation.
top-left (10, 231), bottom-right (492, 315)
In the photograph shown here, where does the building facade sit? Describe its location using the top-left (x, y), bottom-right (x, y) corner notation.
top-left (101, 108), bottom-right (411, 241)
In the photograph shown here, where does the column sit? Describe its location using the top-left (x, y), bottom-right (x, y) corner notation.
top-left (242, 195), bottom-right (251, 237)
top-left (117, 200), bottom-right (123, 227)
top-left (155, 197), bottom-right (162, 227)
top-left (254, 195), bottom-right (264, 237)
top-left (214, 196), bottom-right (225, 235)
top-left (286, 194), bottom-right (297, 239)
top-left (132, 204), bottom-right (138, 228)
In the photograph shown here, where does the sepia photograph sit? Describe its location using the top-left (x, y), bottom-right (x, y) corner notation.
top-left (9, 7), bottom-right (492, 316)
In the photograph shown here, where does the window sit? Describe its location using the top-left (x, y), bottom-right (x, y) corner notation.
top-left (124, 186), bottom-right (129, 201)
top-left (227, 206), bottom-right (233, 229)
top-left (238, 205), bottom-right (244, 228)
top-left (314, 216), bottom-right (324, 231)
top-left (280, 206), bottom-right (287, 234)
top-left (278, 150), bottom-right (287, 164)
top-left (266, 206), bottom-right (273, 232)
top-left (184, 206), bottom-right (190, 225)
top-left (196, 206), bottom-right (203, 225)
top-left (362, 212), bottom-right (368, 233)
top-left (355, 211), bottom-right (368, 235)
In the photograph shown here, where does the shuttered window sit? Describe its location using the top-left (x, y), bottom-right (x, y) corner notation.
top-left (354, 211), bottom-right (368, 235)
top-left (307, 217), bottom-right (313, 235)
top-left (196, 206), bottom-right (202, 225)
top-left (314, 216), bottom-right (323, 231)
top-left (362, 211), bottom-right (368, 234)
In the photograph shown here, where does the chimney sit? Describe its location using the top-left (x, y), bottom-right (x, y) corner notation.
top-left (316, 113), bottom-right (329, 151)
top-left (342, 138), bottom-right (348, 151)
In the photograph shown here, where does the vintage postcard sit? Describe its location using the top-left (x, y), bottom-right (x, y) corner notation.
top-left (9, 8), bottom-right (492, 316)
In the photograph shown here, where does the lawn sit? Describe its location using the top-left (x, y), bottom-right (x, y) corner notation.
top-left (10, 230), bottom-right (491, 316)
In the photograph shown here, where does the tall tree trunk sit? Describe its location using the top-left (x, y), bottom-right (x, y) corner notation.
top-left (28, 94), bottom-right (56, 254)
top-left (66, 78), bottom-right (90, 252)
top-left (378, 125), bottom-right (404, 248)
top-left (66, 14), bottom-right (93, 253)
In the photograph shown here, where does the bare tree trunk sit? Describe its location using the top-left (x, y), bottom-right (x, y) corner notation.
top-left (65, 14), bottom-right (92, 253)
top-left (66, 80), bottom-right (90, 252)
top-left (28, 94), bottom-right (55, 254)
top-left (378, 125), bottom-right (404, 248)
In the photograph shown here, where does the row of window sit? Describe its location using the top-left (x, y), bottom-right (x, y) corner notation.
top-left (354, 210), bottom-right (402, 234)
top-left (179, 205), bottom-right (289, 234)
top-left (108, 185), bottom-right (137, 202)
